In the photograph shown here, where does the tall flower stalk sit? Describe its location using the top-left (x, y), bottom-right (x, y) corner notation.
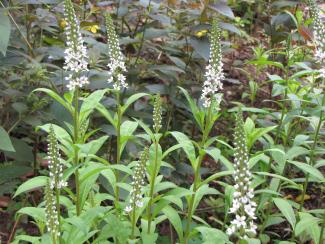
top-left (201, 18), bottom-right (224, 108)
top-left (301, 2), bottom-right (325, 243)
top-left (146, 94), bottom-right (162, 233)
top-left (105, 14), bottom-right (127, 210)
top-left (226, 111), bottom-right (257, 240)
top-left (125, 148), bottom-right (149, 239)
top-left (63, 0), bottom-right (89, 215)
top-left (184, 18), bottom-right (224, 244)
top-left (45, 180), bottom-right (60, 244)
top-left (47, 125), bottom-right (66, 236)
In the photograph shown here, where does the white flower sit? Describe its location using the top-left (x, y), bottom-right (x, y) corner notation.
top-left (226, 111), bottom-right (257, 239)
top-left (124, 148), bottom-right (149, 214)
top-left (308, 0), bottom-right (325, 79)
top-left (63, 0), bottom-right (89, 91)
top-left (48, 125), bottom-right (67, 190)
top-left (201, 19), bottom-right (224, 108)
top-left (105, 15), bottom-right (127, 90)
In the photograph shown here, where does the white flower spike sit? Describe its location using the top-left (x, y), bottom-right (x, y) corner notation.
top-left (227, 111), bottom-right (257, 239)
top-left (105, 14), bottom-right (127, 91)
top-left (201, 19), bottom-right (224, 108)
top-left (63, 0), bottom-right (89, 90)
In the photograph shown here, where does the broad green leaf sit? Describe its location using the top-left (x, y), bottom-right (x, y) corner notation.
top-left (161, 205), bottom-right (183, 243)
top-left (121, 92), bottom-right (149, 114)
top-left (80, 89), bottom-right (107, 123)
top-left (288, 160), bottom-right (324, 182)
top-left (120, 120), bottom-right (138, 156)
top-left (17, 207), bottom-right (46, 223)
top-left (196, 226), bottom-right (229, 244)
top-left (170, 131), bottom-right (196, 166)
top-left (179, 86), bottom-right (204, 130)
top-left (0, 126), bottom-right (15, 151)
top-left (33, 88), bottom-right (72, 113)
top-left (295, 212), bottom-right (320, 243)
top-left (0, 9), bottom-right (11, 56)
top-left (273, 198), bottom-right (296, 230)
top-left (14, 176), bottom-right (48, 198)
top-left (96, 103), bottom-right (116, 127)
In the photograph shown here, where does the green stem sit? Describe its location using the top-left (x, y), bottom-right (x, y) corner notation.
top-left (319, 209), bottom-right (325, 244)
top-left (114, 91), bottom-right (122, 210)
top-left (55, 188), bottom-right (61, 244)
top-left (147, 137), bottom-right (159, 233)
top-left (184, 106), bottom-right (212, 243)
top-left (299, 92), bottom-right (325, 212)
top-left (73, 88), bottom-right (81, 216)
top-left (131, 203), bottom-right (137, 239)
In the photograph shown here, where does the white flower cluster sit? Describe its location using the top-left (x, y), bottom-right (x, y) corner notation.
top-left (106, 15), bottom-right (127, 90)
top-left (308, 0), bottom-right (325, 79)
top-left (125, 148), bottom-right (149, 213)
top-left (153, 94), bottom-right (162, 133)
top-left (201, 19), bottom-right (224, 108)
top-left (45, 181), bottom-right (60, 240)
top-left (63, 0), bottom-right (89, 90)
top-left (48, 126), bottom-right (67, 189)
top-left (226, 112), bottom-right (257, 239)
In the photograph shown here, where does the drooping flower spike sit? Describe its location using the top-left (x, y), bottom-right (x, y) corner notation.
top-left (153, 94), bottom-right (162, 133)
top-left (201, 18), bottom-right (224, 108)
top-left (63, 0), bottom-right (89, 90)
top-left (48, 125), bottom-right (67, 190)
top-left (105, 14), bottom-right (127, 90)
top-left (44, 180), bottom-right (60, 242)
top-left (226, 111), bottom-right (257, 239)
top-left (307, 0), bottom-right (325, 79)
top-left (125, 147), bottom-right (149, 213)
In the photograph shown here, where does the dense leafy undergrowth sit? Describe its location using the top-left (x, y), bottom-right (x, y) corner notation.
top-left (0, 0), bottom-right (325, 243)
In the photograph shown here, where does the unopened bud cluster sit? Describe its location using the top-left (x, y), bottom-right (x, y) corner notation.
top-left (105, 14), bottom-right (127, 90)
top-left (45, 181), bottom-right (60, 241)
top-left (63, 0), bottom-right (89, 90)
top-left (48, 125), bottom-right (67, 189)
top-left (201, 19), bottom-right (224, 108)
top-left (226, 112), bottom-right (257, 239)
top-left (153, 94), bottom-right (162, 133)
top-left (125, 147), bottom-right (149, 213)
top-left (308, 0), bottom-right (325, 79)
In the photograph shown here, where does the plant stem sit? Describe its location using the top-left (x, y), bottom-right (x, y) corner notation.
top-left (184, 106), bottom-right (212, 243)
top-left (73, 88), bottom-right (81, 216)
top-left (147, 137), bottom-right (159, 233)
top-left (55, 188), bottom-right (61, 244)
top-left (299, 92), bottom-right (325, 212)
top-left (319, 209), bottom-right (325, 244)
top-left (131, 203), bottom-right (137, 239)
top-left (114, 91), bottom-right (122, 210)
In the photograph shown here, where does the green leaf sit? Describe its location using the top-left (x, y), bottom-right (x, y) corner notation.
top-left (288, 160), bottom-right (324, 182)
top-left (14, 176), bottom-right (48, 198)
top-left (0, 9), bottom-right (11, 56)
top-left (295, 213), bottom-right (320, 242)
top-left (80, 89), bottom-right (107, 123)
top-left (273, 198), bottom-right (296, 230)
top-left (179, 86), bottom-right (204, 130)
top-left (170, 131), bottom-right (196, 167)
top-left (33, 88), bottom-right (72, 113)
top-left (121, 93), bottom-right (149, 114)
top-left (196, 226), bottom-right (229, 244)
top-left (0, 126), bottom-right (15, 151)
top-left (120, 120), bottom-right (138, 156)
top-left (17, 207), bottom-right (46, 223)
top-left (96, 103), bottom-right (116, 128)
top-left (161, 205), bottom-right (184, 243)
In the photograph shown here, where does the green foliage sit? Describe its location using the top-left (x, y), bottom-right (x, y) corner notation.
top-left (2, 1), bottom-right (325, 244)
